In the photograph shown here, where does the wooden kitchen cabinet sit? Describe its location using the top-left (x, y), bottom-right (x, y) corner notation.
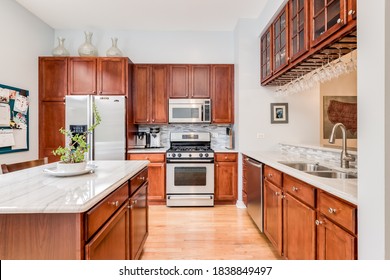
top-left (316, 190), bottom-right (357, 259)
top-left (39, 57), bottom-right (68, 101)
top-left (263, 179), bottom-right (283, 256)
top-left (128, 153), bottom-right (166, 204)
top-left (133, 64), bottom-right (168, 124)
top-left (68, 57), bottom-right (129, 95)
top-left (85, 203), bottom-right (129, 260)
top-left (214, 153), bottom-right (238, 204)
top-left (283, 174), bottom-right (316, 260)
top-left (260, 26), bottom-right (273, 82)
top-left (129, 182), bottom-right (148, 260)
top-left (211, 65), bottom-right (234, 124)
top-left (169, 64), bottom-right (211, 98)
top-left (273, 4), bottom-right (289, 74)
top-left (310, 0), bottom-right (347, 47)
top-left (289, 0), bottom-right (309, 62)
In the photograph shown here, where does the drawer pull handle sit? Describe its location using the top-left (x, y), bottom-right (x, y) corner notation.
top-left (268, 173), bottom-right (273, 178)
top-left (315, 219), bottom-right (323, 226)
top-left (108, 201), bottom-right (119, 207)
top-left (328, 207), bottom-right (337, 214)
top-left (275, 192), bottom-right (280, 196)
top-left (292, 186), bottom-right (299, 192)
top-left (133, 200), bottom-right (137, 205)
top-left (139, 176), bottom-right (145, 180)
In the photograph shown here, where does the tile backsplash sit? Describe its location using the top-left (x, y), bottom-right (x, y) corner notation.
top-left (139, 124), bottom-right (233, 150)
top-left (279, 143), bottom-right (358, 169)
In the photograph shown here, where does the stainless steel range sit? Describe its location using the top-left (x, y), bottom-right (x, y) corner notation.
top-left (166, 132), bottom-right (214, 207)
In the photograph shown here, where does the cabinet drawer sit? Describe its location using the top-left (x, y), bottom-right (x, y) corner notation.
top-left (317, 191), bottom-right (357, 234)
top-left (128, 153), bottom-right (165, 162)
top-left (130, 168), bottom-right (148, 195)
top-left (85, 182), bottom-right (129, 240)
top-left (283, 174), bottom-right (315, 208)
top-left (264, 165), bottom-right (282, 187)
top-left (215, 153), bottom-right (238, 162)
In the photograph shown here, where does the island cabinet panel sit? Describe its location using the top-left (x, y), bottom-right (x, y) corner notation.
top-left (0, 213), bottom-right (84, 260)
top-left (85, 203), bottom-right (129, 260)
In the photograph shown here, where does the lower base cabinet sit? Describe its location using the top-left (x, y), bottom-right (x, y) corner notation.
top-left (130, 183), bottom-right (148, 260)
top-left (214, 153), bottom-right (238, 204)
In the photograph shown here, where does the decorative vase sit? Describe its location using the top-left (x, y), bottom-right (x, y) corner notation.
top-left (106, 37), bottom-right (123, 57)
top-left (52, 37), bottom-right (70, 56)
top-left (78, 31), bottom-right (98, 56)
top-left (57, 161), bottom-right (87, 173)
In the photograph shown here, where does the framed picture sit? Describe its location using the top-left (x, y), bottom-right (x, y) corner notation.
top-left (270, 103), bottom-right (288, 124)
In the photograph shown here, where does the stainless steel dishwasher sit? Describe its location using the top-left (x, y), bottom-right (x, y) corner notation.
top-left (245, 157), bottom-right (264, 232)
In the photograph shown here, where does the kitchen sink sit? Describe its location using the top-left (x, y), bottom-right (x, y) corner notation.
top-left (279, 161), bottom-right (332, 172)
top-left (279, 161), bottom-right (357, 179)
top-left (305, 171), bottom-right (357, 179)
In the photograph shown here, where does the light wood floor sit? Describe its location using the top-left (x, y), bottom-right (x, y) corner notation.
top-left (140, 205), bottom-right (282, 260)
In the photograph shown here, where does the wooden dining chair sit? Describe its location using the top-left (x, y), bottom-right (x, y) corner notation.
top-left (1, 157), bottom-right (48, 174)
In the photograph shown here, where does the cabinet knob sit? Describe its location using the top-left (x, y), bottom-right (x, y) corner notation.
top-left (224, 156), bottom-right (228, 160)
top-left (152, 119), bottom-right (155, 123)
top-left (108, 201), bottom-right (119, 207)
top-left (328, 207), bottom-right (337, 214)
top-left (268, 173), bottom-right (273, 178)
top-left (337, 18), bottom-right (343, 24)
top-left (139, 176), bottom-right (145, 180)
top-left (132, 200), bottom-right (137, 205)
top-left (315, 219), bottom-right (323, 226)
top-left (348, 9), bottom-right (356, 15)
top-left (292, 186), bottom-right (299, 192)
top-left (275, 191), bottom-right (280, 196)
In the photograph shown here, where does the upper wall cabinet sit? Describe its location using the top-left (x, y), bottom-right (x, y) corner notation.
top-left (211, 64), bottom-right (234, 124)
top-left (69, 57), bottom-right (129, 95)
top-left (260, 0), bottom-right (357, 86)
top-left (169, 65), bottom-right (211, 98)
top-left (289, 0), bottom-right (309, 62)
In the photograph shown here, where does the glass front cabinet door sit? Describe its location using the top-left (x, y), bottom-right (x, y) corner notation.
top-left (289, 0), bottom-right (309, 62)
top-left (273, 4), bottom-right (289, 74)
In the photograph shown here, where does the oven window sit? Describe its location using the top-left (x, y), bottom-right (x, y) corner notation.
top-left (172, 108), bottom-right (199, 119)
top-left (174, 166), bottom-right (206, 186)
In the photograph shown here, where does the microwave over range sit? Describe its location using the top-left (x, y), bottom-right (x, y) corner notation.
top-left (168, 98), bottom-right (211, 123)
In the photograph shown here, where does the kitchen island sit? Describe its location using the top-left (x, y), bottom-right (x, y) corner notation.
top-left (0, 160), bottom-right (149, 260)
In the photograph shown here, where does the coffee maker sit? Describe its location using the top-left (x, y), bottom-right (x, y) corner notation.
top-left (149, 127), bottom-right (161, 148)
top-left (135, 132), bottom-right (148, 148)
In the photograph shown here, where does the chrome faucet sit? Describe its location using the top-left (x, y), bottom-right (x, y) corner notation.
top-left (329, 123), bottom-right (355, 168)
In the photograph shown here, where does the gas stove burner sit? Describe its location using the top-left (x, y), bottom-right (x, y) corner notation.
top-left (170, 146), bottom-right (212, 152)
top-left (167, 132), bottom-right (214, 161)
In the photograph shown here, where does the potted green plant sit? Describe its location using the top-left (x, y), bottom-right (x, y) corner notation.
top-left (52, 104), bottom-right (101, 172)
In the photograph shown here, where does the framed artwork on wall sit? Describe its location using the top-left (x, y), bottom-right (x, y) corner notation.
top-left (270, 103), bottom-right (288, 124)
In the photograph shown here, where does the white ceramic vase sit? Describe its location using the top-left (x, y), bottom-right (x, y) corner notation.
top-left (78, 31), bottom-right (98, 56)
top-left (57, 161), bottom-right (87, 173)
top-left (52, 37), bottom-right (70, 56)
top-left (106, 37), bottom-right (123, 57)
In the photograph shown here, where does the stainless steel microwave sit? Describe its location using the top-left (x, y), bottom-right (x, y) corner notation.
top-left (168, 99), bottom-right (211, 123)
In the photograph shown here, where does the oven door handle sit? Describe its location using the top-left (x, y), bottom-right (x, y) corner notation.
top-left (167, 159), bottom-right (214, 163)
top-left (167, 195), bottom-right (214, 200)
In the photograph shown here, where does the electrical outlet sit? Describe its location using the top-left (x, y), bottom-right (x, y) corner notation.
top-left (212, 132), bottom-right (218, 137)
top-left (257, 133), bottom-right (265, 139)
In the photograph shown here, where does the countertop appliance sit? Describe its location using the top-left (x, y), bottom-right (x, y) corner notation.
top-left (65, 95), bottom-right (126, 160)
top-left (246, 157), bottom-right (264, 232)
top-left (149, 127), bottom-right (161, 148)
top-left (166, 132), bottom-right (214, 207)
top-left (135, 132), bottom-right (148, 148)
top-left (226, 127), bottom-right (234, 150)
top-left (168, 98), bottom-right (211, 123)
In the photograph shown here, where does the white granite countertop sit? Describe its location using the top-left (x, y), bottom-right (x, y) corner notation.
top-left (214, 148), bottom-right (238, 153)
top-left (0, 160), bottom-right (149, 214)
top-left (242, 150), bottom-right (357, 205)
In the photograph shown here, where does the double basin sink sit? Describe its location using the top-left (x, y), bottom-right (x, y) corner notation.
top-left (278, 161), bottom-right (357, 179)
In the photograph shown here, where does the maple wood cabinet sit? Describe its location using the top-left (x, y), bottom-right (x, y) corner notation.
top-left (68, 57), bottom-right (129, 95)
top-left (261, 163), bottom-right (357, 260)
top-left (169, 64), bottom-right (211, 98)
top-left (128, 153), bottom-right (166, 204)
top-left (214, 153), bottom-right (238, 204)
top-left (263, 166), bottom-right (283, 255)
top-left (211, 65), bottom-right (234, 124)
top-left (132, 64), bottom-right (168, 124)
top-left (260, 0), bottom-right (357, 86)
top-left (39, 56), bottom-right (131, 163)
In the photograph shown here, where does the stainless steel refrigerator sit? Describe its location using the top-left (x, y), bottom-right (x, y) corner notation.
top-left (65, 95), bottom-right (126, 160)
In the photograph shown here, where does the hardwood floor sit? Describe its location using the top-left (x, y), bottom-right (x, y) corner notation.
top-left (140, 205), bottom-right (282, 260)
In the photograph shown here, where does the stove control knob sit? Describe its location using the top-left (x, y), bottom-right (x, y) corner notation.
top-left (178, 153), bottom-right (182, 158)
top-left (205, 153), bottom-right (209, 158)
top-left (172, 153), bottom-right (176, 157)
top-left (199, 153), bottom-right (203, 157)
top-left (189, 154), bottom-right (192, 157)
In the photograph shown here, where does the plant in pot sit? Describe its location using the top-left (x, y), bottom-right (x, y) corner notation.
top-left (52, 104), bottom-right (101, 172)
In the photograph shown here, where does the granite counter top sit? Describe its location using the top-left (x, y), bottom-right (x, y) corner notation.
top-left (0, 160), bottom-right (149, 214)
top-left (242, 150), bottom-right (357, 205)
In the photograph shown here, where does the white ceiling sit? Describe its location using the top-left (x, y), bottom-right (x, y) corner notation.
top-left (15, 0), bottom-right (267, 32)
